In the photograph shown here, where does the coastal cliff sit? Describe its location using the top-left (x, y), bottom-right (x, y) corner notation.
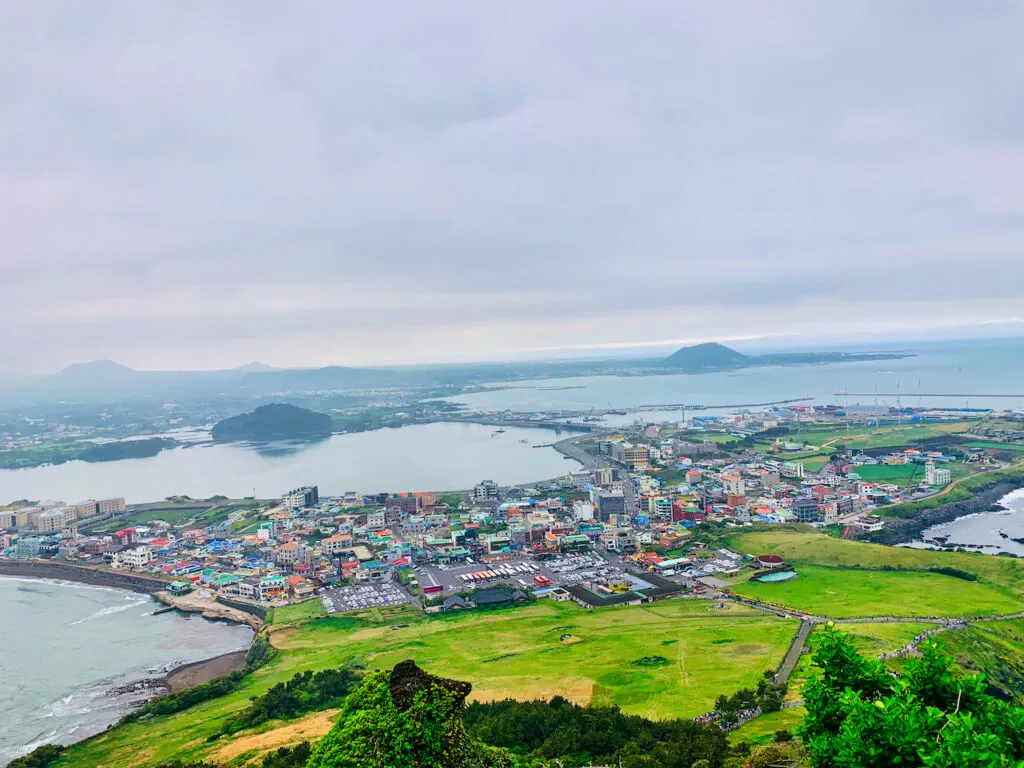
top-left (867, 479), bottom-right (1024, 547)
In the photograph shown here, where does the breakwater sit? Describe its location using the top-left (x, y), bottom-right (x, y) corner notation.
top-left (0, 559), bottom-right (170, 593)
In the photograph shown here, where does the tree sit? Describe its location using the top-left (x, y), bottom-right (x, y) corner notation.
top-left (307, 661), bottom-right (512, 768)
top-left (799, 623), bottom-right (1024, 767)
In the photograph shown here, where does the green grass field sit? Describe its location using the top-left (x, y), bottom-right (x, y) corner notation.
top-left (57, 600), bottom-right (797, 768)
top-left (730, 564), bottom-right (1019, 618)
top-left (725, 531), bottom-right (1024, 618)
top-left (728, 706), bottom-right (806, 746)
top-left (935, 620), bottom-right (1024, 703)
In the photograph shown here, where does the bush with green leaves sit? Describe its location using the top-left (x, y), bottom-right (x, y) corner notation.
top-left (307, 662), bottom-right (513, 768)
top-left (800, 622), bottom-right (1024, 767)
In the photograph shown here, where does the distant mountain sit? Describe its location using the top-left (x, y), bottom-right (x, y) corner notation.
top-left (233, 361), bottom-right (277, 373)
top-left (662, 343), bottom-right (752, 372)
top-left (211, 403), bottom-right (333, 442)
top-left (51, 359), bottom-right (140, 385)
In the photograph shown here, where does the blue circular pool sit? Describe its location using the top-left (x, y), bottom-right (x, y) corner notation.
top-left (755, 571), bottom-right (798, 583)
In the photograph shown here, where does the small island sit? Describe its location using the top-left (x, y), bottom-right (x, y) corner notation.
top-left (211, 403), bottom-right (333, 442)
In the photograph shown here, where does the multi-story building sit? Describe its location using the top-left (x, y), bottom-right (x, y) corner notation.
top-left (721, 473), bottom-right (745, 496)
top-left (14, 507), bottom-right (39, 529)
top-left (472, 480), bottom-right (500, 503)
top-left (792, 496), bottom-right (823, 523)
top-left (14, 537), bottom-right (44, 559)
top-left (36, 507), bottom-right (73, 533)
top-left (569, 471), bottom-right (594, 489)
top-left (96, 497), bottom-right (127, 516)
top-left (593, 468), bottom-right (613, 486)
top-left (924, 460), bottom-right (951, 487)
top-left (572, 500), bottom-right (594, 521)
top-left (282, 486), bottom-right (319, 510)
top-left (623, 445), bottom-right (650, 469)
top-left (71, 500), bottom-right (99, 519)
top-left (595, 492), bottom-right (626, 522)
top-left (400, 518), bottom-right (427, 538)
top-left (321, 533), bottom-right (353, 556)
top-left (274, 540), bottom-right (308, 567)
top-left (114, 546), bottom-right (153, 571)
top-left (366, 510), bottom-right (386, 530)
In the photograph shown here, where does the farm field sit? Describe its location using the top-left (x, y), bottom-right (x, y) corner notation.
top-left (57, 600), bottom-right (797, 768)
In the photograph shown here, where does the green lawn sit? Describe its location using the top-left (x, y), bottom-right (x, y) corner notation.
top-left (730, 564), bottom-right (1020, 618)
top-left (726, 530), bottom-right (1024, 603)
top-left (58, 600), bottom-right (797, 768)
top-left (851, 463), bottom-right (924, 484)
top-left (728, 706), bottom-right (806, 746)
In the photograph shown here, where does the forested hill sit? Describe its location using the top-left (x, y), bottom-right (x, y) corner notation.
top-left (211, 403), bottom-right (333, 441)
top-left (662, 342), bottom-right (752, 372)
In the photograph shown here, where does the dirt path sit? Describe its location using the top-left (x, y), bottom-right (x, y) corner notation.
top-left (214, 709), bottom-right (340, 762)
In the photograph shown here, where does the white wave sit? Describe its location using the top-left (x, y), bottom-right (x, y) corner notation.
top-left (0, 575), bottom-right (143, 598)
top-left (69, 600), bottom-right (146, 625)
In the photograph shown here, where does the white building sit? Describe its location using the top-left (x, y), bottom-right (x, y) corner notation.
top-left (113, 546), bottom-right (152, 570)
top-left (923, 459), bottom-right (951, 487)
top-left (572, 500), bottom-right (595, 521)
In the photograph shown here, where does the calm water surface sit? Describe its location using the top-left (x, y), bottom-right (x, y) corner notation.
top-left (449, 341), bottom-right (1024, 414)
top-left (0, 423), bottom-right (582, 504)
top-left (0, 577), bottom-right (252, 764)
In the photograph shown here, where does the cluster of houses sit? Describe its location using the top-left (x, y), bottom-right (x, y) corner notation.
top-left (15, 411), bottom-right (992, 607)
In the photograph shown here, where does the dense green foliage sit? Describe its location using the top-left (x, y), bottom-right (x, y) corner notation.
top-left (800, 623), bottom-right (1024, 767)
top-left (216, 666), bottom-right (360, 737)
top-left (6, 744), bottom-right (63, 768)
top-left (307, 668), bottom-right (512, 768)
top-left (245, 632), bottom-right (277, 669)
top-left (211, 403), bottom-right (332, 441)
top-left (712, 672), bottom-right (787, 724)
top-left (0, 437), bottom-right (175, 469)
top-left (464, 697), bottom-right (728, 767)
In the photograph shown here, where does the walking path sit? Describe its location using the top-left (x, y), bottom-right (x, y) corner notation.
top-left (727, 594), bottom-right (1024, 684)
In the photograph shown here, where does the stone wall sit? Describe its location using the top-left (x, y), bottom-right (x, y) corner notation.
top-left (0, 559), bottom-right (169, 593)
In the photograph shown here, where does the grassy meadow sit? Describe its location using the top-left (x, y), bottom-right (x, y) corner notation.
top-left (724, 530), bottom-right (1024, 618)
top-left (57, 599), bottom-right (797, 768)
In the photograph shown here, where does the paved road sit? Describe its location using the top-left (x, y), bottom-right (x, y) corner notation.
top-left (776, 621), bottom-right (812, 683)
top-left (552, 434), bottom-right (609, 470)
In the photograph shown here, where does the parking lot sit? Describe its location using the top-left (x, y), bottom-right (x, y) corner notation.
top-left (321, 582), bottom-right (411, 613)
top-left (417, 552), bottom-right (631, 595)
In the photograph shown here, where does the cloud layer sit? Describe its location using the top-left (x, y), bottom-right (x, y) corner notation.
top-left (3, 2), bottom-right (1024, 371)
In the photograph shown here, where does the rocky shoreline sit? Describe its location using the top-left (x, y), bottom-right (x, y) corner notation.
top-left (868, 479), bottom-right (1024, 548)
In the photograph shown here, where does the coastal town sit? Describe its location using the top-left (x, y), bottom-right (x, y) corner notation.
top-left (5, 405), bottom-right (1018, 619)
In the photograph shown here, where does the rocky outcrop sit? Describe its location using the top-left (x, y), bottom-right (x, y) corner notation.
top-left (867, 480), bottom-right (1024, 546)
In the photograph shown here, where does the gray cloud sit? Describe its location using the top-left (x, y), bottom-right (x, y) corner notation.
top-left (2, 1), bottom-right (1024, 371)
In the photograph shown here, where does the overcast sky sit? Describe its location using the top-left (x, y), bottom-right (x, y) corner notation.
top-left (3, 2), bottom-right (1024, 373)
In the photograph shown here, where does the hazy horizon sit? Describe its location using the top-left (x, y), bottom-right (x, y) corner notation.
top-left (22, 332), bottom-right (1024, 377)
